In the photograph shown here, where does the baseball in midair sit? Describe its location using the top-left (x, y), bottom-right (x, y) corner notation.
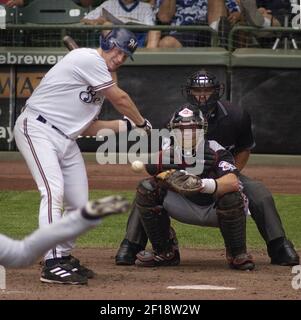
top-left (131, 160), bottom-right (144, 173)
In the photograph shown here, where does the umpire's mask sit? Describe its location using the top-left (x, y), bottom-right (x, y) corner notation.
top-left (182, 70), bottom-right (224, 117)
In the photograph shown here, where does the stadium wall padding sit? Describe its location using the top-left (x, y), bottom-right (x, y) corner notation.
top-left (0, 48), bottom-right (301, 154)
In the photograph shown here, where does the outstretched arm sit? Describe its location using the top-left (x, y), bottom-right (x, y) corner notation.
top-left (102, 84), bottom-right (146, 126)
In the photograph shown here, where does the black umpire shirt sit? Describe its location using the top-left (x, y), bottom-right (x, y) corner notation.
top-left (206, 101), bottom-right (256, 156)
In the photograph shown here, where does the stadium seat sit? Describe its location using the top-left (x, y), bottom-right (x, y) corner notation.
top-left (17, 0), bottom-right (88, 24)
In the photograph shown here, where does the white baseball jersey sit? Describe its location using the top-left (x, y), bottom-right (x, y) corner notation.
top-left (85, 0), bottom-right (155, 25)
top-left (26, 48), bottom-right (115, 139)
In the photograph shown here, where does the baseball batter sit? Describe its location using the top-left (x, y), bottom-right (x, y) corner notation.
top-left (0, 196), bottom-right (129, 284)
top-left (13, 28), bottom-right (151, 284)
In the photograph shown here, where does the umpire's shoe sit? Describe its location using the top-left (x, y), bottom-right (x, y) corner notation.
top-left (40, 262), bottom-right (87, 285)
top-left (115, 239), bottom-right (145, 265)
top-left (268, 238), bottom-right (300, 266)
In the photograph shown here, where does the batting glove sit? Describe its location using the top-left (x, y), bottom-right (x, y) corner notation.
top-left (136, 118), bottom-right (152, 135)
top-left (123, 116), bottom-right (136, 131)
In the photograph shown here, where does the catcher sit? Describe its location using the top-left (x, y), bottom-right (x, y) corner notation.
top-left (132, 105), bottom-right (255, 270)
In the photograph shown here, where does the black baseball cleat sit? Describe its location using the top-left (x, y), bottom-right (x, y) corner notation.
top-left (68, 255), bottom-right (96, 279)
top-left (115, 239), bottom-right (144, 265)
top-left (82, 195), bottom-right (130, 220)
top-left (228, 253), bottom-right (255, 271)
top-left (135, 248), bottom-right (180, 267)
top-left (40, 262), bottom-right (88, 285)
top-left (268, 238), bottom-right (300, 266)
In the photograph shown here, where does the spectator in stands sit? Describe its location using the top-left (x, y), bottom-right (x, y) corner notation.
top-left (80, 0), bottom-right (157, 48)
top-left (73, 0), bottom-right (103, 8)
top-left (2, 0), bottom-right (97, 8)
top-left (2, 0), bottom-right (26, 7)
top-left (208, 0), bottom-right (242, 49)
top-left (152, 0), bottom-right (241, 48)
top-left (238, 0), bottom-right (293, 48)
top-left (209, 0), bottom-right (241, 31)
top-left (239, 0), bottom-right (290, 28)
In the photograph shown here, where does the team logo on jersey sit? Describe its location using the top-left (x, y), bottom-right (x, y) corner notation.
top-left (80, 86), bottom-right (102, 104)
top-left (218, 161), bottom-right (236, 172)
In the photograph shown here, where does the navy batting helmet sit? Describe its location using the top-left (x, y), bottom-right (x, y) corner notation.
top-left (100, 28), bottom-right (138, 60)
top-left (182, 70), bottom-right (225, 116)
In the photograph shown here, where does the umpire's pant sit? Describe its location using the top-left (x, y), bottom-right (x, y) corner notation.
top-left (239, 174), bottom-right (285, 243)
top-left (124, 174), bottom-right (286, 247)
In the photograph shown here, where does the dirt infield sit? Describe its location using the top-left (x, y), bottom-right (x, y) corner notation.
top-left (0, 161), bottom-right (300, 300)
top-left (1, 248), bottom-right (300, 300)
top-left (1, 161), bottom-right (301, 194)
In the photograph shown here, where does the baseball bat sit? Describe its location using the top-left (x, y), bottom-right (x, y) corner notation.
top-left (63, 35), bottom-right (79, 51)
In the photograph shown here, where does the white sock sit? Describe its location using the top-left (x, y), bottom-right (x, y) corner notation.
top-left (210, 19), bottom-right (220, 31)
top-left (263, 17), bottom-right (271, 27)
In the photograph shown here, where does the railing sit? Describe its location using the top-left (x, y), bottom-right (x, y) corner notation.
top-left (228, 25), bottom-right (301, 51)
top-left (1, 24), bottom-right (218, 48)
top-left (1, 23), bottom-right (301, 50)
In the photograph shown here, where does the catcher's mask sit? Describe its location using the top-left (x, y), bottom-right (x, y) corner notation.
top-left (100, 28), bottom-right (138, 61)
top-left (168, 106), bottom-right (207, 157)
top-left (182, 70), bottom-right (224, 116)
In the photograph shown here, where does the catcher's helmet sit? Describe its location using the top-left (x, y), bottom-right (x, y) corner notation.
top-left (168, 105), bottom-right (207, 155)
top-left (100, 28), bottom-right (138, 60)
top-left (182, 70), bottom-right (224, 116)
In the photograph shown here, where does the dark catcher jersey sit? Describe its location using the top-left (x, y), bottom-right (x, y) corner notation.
top-left (152, 139), bottom-right (239, 206)
top-left (206, 101), bottom-right (256, 156)
top-left (177, 140), bottom-right (239, 206)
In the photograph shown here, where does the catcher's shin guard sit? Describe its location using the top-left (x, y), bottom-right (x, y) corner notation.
top-left (136, 178), bottom-right (173, 254)
top-left (216, 192), bottom-right (254, 270)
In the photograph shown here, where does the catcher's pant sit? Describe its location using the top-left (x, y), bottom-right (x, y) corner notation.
top-left (14, 108), bottom-right (88, 261)
top-left (123, 192), bottom-right (221, 246)
top-left (239, 174), bottom-right (285, 242)
top-left (163, 191), bottom-right (220, 227)
top-left (0, 210), bottom-right (100, 268)
top-left (124, 191), bottom-right (220, 246)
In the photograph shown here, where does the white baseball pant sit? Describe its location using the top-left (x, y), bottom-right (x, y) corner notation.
top-left (14, 108), bottom-right (89, 261)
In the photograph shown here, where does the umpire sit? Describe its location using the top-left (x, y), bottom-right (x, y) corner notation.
top-left (115, 70), bottom-right (299, 267)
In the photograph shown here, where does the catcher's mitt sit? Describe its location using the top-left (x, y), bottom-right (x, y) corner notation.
top-left (156, 170), bottom-right (203, 196)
